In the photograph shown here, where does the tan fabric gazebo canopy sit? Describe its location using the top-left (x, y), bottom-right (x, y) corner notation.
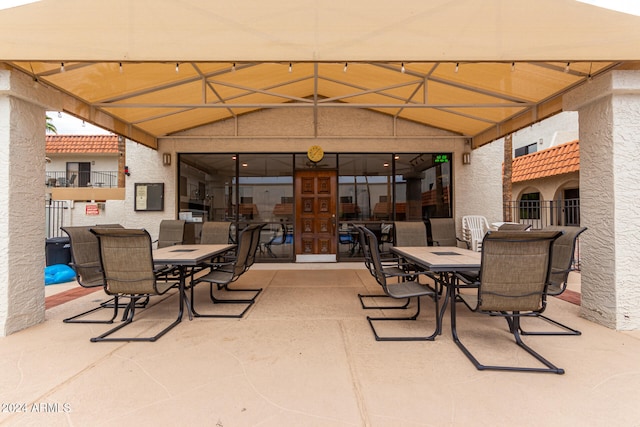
top-left (2, 0), bottom-right (640, 148)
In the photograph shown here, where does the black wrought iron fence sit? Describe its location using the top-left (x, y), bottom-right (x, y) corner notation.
top-left (45, 171), bottom-right (118, 188)
top-left (45, 199), bottom-right (67, 238)
top-left (503, 198), bottom-right (580, 229)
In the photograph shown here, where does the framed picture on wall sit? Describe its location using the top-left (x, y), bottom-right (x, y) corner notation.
top-left (135, 183), bottom-right (164, 211)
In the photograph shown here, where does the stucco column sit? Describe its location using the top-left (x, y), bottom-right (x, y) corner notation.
top-left (564, 70), bottom-right (640, 330)
top-left (0, 68), bottom-right (60, 335)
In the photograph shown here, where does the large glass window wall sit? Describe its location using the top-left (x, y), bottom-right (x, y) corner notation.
top-left (337, 153), bottom-right (452, 259)
top-left (179, 152), bottom-right (452, 262)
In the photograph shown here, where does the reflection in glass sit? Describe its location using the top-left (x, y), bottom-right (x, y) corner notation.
top-left (237, 154), bottom-right (294, 261)
top-left (179, 153), bottom-right (295, 261)
top-left (337, 153), bottom-right (452, 260)
top-left (338, 154), bottom-right (392, 222)
top-left (395, 153), bottom-right (452, 220)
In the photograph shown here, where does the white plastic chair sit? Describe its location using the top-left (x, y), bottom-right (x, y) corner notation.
top-left (461, 215), bottom-right (490, 252)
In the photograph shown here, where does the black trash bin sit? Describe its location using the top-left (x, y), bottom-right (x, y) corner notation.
top-left (45, 237), bottom-right (71, 266)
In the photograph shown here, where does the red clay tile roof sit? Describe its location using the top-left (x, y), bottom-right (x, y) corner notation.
top-left (511, 140), bottom-right (579, 183)
top-left (45, 135), bottom-right (119, 154)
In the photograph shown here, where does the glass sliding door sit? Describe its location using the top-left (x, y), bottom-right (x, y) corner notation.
top-left (237, 154), bottom-right (294, 261)
top-left (338, 154), bottom-right (394, 258)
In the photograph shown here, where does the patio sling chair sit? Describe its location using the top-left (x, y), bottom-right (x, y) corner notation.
top-left (359, 225), bottom-right (440, 341)
top-left (198, 221), bottom-right (234, 262)
top-left (189, 223), bottom-right (265, 318)
top-left (153, 219), bottom-right (186, 276)
top-left (453, 230), bottom-right (565, 374)
top-left (355, 224), bottom-right (417, 311)
top-left (427, 218), bottom-right (468, 248)
top-left (200, 221), bottom-right (232, 244)
top-left (519, 225), bottom-right (587, 336)
top-left (61, 224), bottom-right (136, 324)
top-left (394, 221), bottom-right (429, 246)
top-left (461, 215), bottom-right (491, 252)
top-left (90, 228), bottom-right (180, 342)
top-left (393, 221), bottom-right (438, 284)
top-left (156, 219), bottom-right (186, 248)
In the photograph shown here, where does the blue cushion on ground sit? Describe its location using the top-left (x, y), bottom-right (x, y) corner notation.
top-left (45, 264), bottom-right (76, 285)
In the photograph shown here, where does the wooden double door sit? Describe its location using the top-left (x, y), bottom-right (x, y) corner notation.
top-left (294, 169), bottom-right (338, 262)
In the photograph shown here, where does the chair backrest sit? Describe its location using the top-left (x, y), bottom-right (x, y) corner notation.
top-left (354, 224), bottom-right (374, 274)
top-left (157, 219), bottom-right (185, 248)
top-left (498, 223), bottom-right (532, 231)
top-left (462, 215), bottom-right (490, 252)
top-left (478, 230), bottom-right (562, 312)
top-left (428, 218), bottom-right (458, 247)
top-left (90, 228), bottom-right (159, 295)
top-left (61, 224), bottom-right (124, 288)
top-left (61, 226), bottom-right (103, 287)
top-left (543, 225), bottom-right (587, 289)
top-left (360, 226), bottom-right (389, 288)
top-left (230, 224), bottom-right (263, 276)
top-left (245, 223), bottom-right (266, 268)
top-left (394, 221), bottom-right (428, 246)
top-left (200, 221), bottom-right (231, 244)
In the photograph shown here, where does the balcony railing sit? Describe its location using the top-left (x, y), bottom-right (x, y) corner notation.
top-left (46, 171), bottom-right (118, 188)
top-left (502, 198), bottom-right (580, 229)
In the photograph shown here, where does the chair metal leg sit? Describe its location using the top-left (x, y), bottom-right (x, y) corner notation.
top-left (358, 293), bottom-right (410, 310)
top-left (188, 283), bottom-right (254, 318)
top-left (215, 283), bottom-right (262, 303)
top-left (366, 296), bottom-right (440, 341)
top-left (63, 296), bottom-right (119, 324)
top-left (450, 304), bottom-right (564, 374)
top-left (90, 295), bottom-right (182, 343)
top-left (517, 313), bottom-right (582, 336)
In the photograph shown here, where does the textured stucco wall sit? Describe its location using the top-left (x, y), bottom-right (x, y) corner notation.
top-left (609, 93), bottom-right (640, 330)
top-left (0, 97), bottom-right (46, 335)
top-left (453, 140), bottom-right (504, 230)
top-left (509, 111), bottom-right (579, 151)
top-left (64, 200), bottom-right (127, 228)
top-left (0, 68), bottom-right (64, 335)
top-left (120, 141), bottom-right (177, 242)
top-left (565, 71), bottom-right (640, 330)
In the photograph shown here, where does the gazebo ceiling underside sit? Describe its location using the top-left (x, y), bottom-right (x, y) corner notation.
top-left (2, 0), bottom-right (640, 149)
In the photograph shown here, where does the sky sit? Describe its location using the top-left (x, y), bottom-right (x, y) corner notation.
top-left (47, 112), bottom-right (111, 135)
top-left (576, 0), bottom-right (640, 16)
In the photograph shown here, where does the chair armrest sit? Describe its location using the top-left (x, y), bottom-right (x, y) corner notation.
top-left (70, 261), bottom-right (100, 269)
top-left (201, 260), bottom-right (235, 268)
top-left (454, 272), bottom-right (479, 286)
top-left (456, 236), bottom-right (470, 249)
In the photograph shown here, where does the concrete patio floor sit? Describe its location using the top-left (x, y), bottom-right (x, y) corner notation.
top-left (2, 265), bottom-right (640, 426)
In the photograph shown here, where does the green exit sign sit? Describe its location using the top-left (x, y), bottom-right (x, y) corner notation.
top-left (434, 154), bottom-right (449, 163)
